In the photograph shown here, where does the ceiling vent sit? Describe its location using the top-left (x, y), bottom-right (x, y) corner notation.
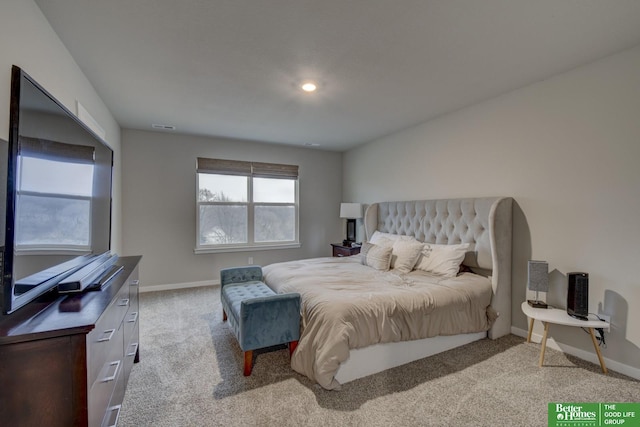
top-left (152, 124), bottom-right (176, 130)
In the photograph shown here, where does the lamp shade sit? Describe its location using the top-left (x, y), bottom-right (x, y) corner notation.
top-left (527, 260), bottom-right (549, 292)
top-left (340, 203), bottom-right (363, 219)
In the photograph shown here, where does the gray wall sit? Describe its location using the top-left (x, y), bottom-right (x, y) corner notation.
top-left (121, 129), bottom-right (343, 287)
top-left (343, 45), bottom-right (640, 373)
top-left (0, 1), bottom-right (123, 252)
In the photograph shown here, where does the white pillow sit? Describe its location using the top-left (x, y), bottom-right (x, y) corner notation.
top-left (390, 239), bottom-right (424, 273)
top-left (369, 231), bottom-right (414, 245)
top-left (414, 243), bottom-right (470, 277)
top-left (372, 236), bottom-right (394, 249)
top-left (360, 242), bottom-right (393, 271)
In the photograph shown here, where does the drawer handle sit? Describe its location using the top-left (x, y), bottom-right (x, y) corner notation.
top-left (118, 298), bottom-right (130, 307)
top-left (104, 404), bottom-right (121, 427)
top-left (101, 360), bottom-right (121, 382)
top-left (131, 279), bottom-right (140, 286)
top-left (127, 342), bottom-right (139, 357)
top-left (127, 311), bottom-right (139, 323)
top-left (97, 329), bottom-right (116, 342)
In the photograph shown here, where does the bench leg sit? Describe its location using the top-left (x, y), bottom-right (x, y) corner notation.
top-left (289, 340), bottom-right (298, 358)
top-left (223, 309), bottom-right (227, 322)
top-left (243, 350), bottom-right (253, 376)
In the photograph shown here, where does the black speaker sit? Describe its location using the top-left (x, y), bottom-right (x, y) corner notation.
top-left (567, 272), bottom-right (588, 320)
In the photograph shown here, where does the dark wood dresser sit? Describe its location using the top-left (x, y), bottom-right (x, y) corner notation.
top-left (0, 256), bottom-right (141, 427)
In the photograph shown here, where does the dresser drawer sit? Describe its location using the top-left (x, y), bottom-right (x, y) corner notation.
top-left (124, 277), bottom-right (139, 345)
top-left (87, 283), bottom-right (130, 386)
top-left (101, 404), bottom-right (122, 427)
top-left (123, 322), bottom-right (139, 385)
top-left (123, 308), bottom-right (138, 346)
top-left (129, 276), bottom-right (139, 307)
top-left (102, 358), bottom-right (126, 427)
top-left (88, 322), bottom-right (124, 427)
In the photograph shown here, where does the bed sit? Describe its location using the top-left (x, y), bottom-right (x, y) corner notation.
top-left (263, 197), bottom-right (512, 390)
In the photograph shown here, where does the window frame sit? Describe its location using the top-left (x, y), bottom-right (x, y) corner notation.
top-left (195, 158), bottom-right (300, 253)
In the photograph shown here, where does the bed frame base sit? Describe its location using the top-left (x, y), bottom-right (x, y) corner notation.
top-left (334, 331), bottom-right (487, 384)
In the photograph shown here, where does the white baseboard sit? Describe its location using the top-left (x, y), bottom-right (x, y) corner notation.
top-left (138, 280), bottom-right (219, 293)
top-left (511, 326), bottom-right (640, 381)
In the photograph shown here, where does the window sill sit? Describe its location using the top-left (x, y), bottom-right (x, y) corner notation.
top-left (15, 247), bottom-right (91, 256)
top-left (194, 242), bottom-right (301, 254)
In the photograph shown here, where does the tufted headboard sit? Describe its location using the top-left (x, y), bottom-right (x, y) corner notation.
top-left (364, 197), bottom-right (513, 339)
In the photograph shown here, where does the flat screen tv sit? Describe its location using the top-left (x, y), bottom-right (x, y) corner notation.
top-left (1, 66), bottom-right (114, 314)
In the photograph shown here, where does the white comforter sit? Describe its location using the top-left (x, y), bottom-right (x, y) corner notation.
top-left (263, 256), bottom-right (496, 390)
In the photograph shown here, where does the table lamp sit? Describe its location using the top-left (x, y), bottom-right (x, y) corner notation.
top-left (339, 203), bottom-right (362, 245)
top-left (527, 260), bottom-right (549, 308)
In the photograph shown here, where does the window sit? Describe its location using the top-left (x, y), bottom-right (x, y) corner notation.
top-left (196, 157), bottom-right (299, 251)
top-left (15, 137), bottom-right (95, 251)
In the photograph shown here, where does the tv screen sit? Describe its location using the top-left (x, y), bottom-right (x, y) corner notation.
top-left (1, 66), bottom-right (113, 314)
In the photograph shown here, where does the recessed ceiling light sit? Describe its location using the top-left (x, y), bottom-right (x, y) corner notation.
top-left (301, 81), bottom-right (317, 92)
top-left (304, 142), bottom-right (320, 147)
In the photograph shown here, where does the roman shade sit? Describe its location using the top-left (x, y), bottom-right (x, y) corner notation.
top-left (196, 157), bottom-right (298, 179)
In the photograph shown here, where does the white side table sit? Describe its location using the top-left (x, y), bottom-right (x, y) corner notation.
top-left (521, 301), bottom-right (610, 373)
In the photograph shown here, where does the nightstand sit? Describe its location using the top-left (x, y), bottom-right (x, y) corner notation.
top-left (331, 243), bottom-right (361, 257)
top-left (521, 302), bottom-right (610, 373)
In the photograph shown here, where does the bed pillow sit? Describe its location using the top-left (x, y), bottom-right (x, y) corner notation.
top-left (390, 239), bottom-right (424, 273)
top-left (372, 236), bottom-right (394, 249)
top-left (414, 243), bottom-right (470, 277)
top-left (369, 231), bottom-right (414, 245)
top-left (360, 242), bottom-right (393, 271)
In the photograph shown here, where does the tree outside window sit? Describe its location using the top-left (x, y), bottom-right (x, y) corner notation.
top-left (196, 158), bottom-right (298, 250)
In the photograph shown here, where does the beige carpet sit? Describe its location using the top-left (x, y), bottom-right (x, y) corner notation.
top-left (118, 286), bottom-right (639, 427)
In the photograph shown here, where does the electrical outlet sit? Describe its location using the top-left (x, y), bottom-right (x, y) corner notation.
top-left (598, 314), bottom-right (610, 324)
top-left (248, 257), bottom-right (253, 265)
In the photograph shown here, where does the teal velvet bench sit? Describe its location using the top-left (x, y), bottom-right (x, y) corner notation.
top-left (220, 265), bottom-right (301, 376)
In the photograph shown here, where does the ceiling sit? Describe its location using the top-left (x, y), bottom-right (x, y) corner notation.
top-left (35, 0), bottom-right (640, 151)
